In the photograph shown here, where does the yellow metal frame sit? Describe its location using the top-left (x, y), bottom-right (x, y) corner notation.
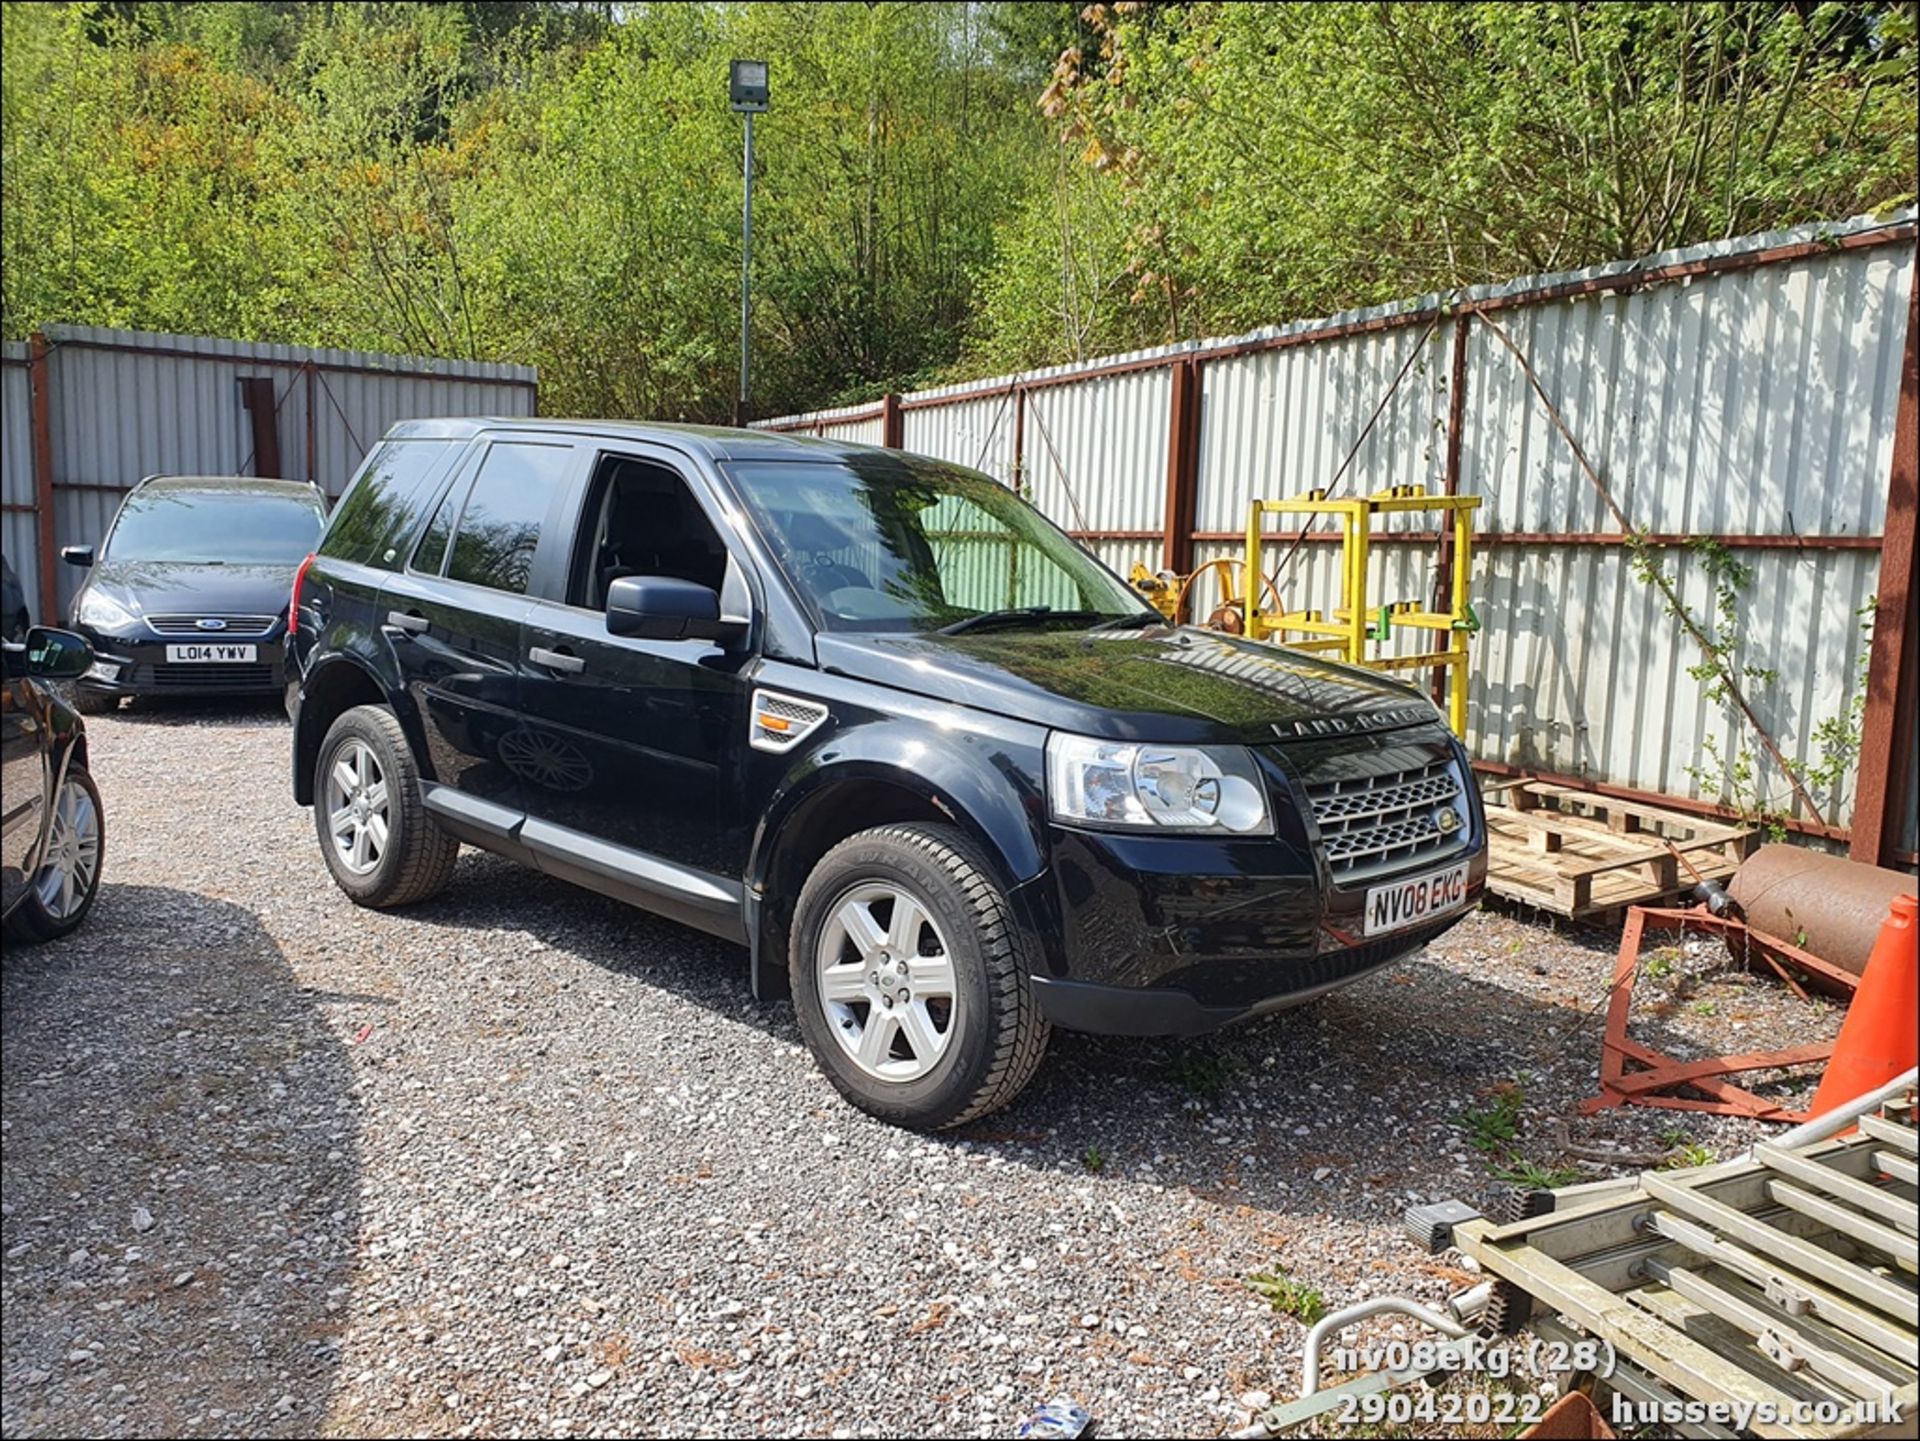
top-left (1242, 486), bottom-right (1481, 736)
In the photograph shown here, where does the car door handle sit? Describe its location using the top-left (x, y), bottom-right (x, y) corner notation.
top-left (529, 646), bottom-right (584, 675)
top-left (385, 610), bottom-right (429, 634)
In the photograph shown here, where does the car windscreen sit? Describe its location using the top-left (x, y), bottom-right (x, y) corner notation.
top-left (725, 455), bottom-right (1152, 634)
top-left (105, 490), bottom-right (325, 565)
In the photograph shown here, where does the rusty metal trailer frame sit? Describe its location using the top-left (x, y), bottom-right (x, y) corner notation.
top-left (1584, 906), bottom-right (1857, 1122)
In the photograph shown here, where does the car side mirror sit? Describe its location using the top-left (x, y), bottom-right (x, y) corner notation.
top-left (24, 626), bottom-right (94, 680)
top-left (606, 576), bottom-right (743, 643)
top-left (61, 546), bottom-right (94, 568)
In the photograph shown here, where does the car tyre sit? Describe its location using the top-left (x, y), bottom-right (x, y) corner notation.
top-left (6, 766), bottom-right (105, 943)
top-left (790, 823), bottom-right (1048, 1131)
top-left (314, 704), bottom-right (458, 908)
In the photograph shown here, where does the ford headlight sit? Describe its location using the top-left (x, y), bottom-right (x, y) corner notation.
top-left (1046, 733), bottom-right (1271, 834)
top-left (75, 590), bottom-right (139, 633)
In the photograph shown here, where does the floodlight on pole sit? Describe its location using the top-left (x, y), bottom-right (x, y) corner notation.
top-left (730, 60), bottom-right (769, 425)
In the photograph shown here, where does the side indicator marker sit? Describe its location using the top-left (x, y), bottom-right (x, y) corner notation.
top-left (750, 690), bottom-right (828, 753)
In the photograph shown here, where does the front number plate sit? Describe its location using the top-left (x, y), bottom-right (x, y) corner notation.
top-left (165, 643), bottom-right (257, 663)
top-left (1363, 860), bottom-right (1469, 936)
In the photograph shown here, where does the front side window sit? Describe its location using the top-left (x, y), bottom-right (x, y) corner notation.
top-left (725, 455), bottom-right (1152, 634)
top-left (444, 442), bottom-right (573, 595)
top-left (106, 488), bottom-right (325, 565)
top-left (567, 456), bottom-right (729, 610)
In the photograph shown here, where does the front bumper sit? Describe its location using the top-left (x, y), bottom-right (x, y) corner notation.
top-left (73, 626), bottom-right (288, 698)
top-left (1030, 910), bottom-right (1472, 1035)
top-left (1023, 725), bottom-right (1487, 1035)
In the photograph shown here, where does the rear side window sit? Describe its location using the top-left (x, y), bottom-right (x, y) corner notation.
top-left (318, 439), bottom-right (458, 569)
top-left (445, 442), bottom-right (573, 595)
top-left (414, 491), bottom-right (455, 575)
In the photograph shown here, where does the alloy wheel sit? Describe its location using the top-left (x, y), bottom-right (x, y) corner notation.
top-left (32, 775), bottom-right (101, 920)
top-left (817, 882), bottom-right (957, 1082)
top-left (324, 738), bottom-right (390, 876)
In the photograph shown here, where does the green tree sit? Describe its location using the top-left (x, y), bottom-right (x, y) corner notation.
top-left (4, 2), bottom-right (1912, 415)
top-left (972, 1), bottom-right (1918, 358)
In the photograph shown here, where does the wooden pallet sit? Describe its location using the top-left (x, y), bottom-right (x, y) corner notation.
top-left (1481, 779), bottom-right (1758, 919)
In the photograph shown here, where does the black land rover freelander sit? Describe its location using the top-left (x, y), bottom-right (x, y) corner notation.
top-left (289, 421), bottom-right (1485, 1129)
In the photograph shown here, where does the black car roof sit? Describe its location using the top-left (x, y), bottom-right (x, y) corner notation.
top-left (382, 417), bottom-right (888, 464)
top-left (135, 475), bottom-right (325, 499)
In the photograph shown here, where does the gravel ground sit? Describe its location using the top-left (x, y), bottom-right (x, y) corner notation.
top-left (2, 706), bottom-right (1844, 1438)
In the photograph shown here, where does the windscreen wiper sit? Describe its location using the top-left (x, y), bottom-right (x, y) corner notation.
top-left (1088, 609), bottom-right (1164, 633)
top-left (938, 606), bottom-right (1098, 636)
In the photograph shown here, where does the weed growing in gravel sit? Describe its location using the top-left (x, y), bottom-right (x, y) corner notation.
top-left (1658, 1139), bottom-right (1713, 1170)
top-left (1642, 947), bottom-right (1681, 980)
top-left (1453, 1087), bottom-right (1525, 1152)
top-left (1455, 1083), bottom-right (1586, 1193)
top-left (1165, 1048), bottom-right (1240, 1102)
top-left (1246, 1266), bottom-right (1327, 1324)
top-left (1493, 1159), bottom-right (1580, 1189)
top-left (1082, 1146), bottom-right (1105, 1173)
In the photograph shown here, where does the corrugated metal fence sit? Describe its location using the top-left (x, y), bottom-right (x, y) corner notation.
top-left (1, 325), bottom-right (537, 619)
top-left (761, 212), bottom-right (1920, 866)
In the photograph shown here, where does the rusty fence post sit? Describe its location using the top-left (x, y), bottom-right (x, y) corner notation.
top-left (238, 376), bottom-right (282, 479)
top-left (1011, 384), bottom-right (1027, 494)
top-left (881, 392), bottom-right (903, 450)
top-left (305, 362), bottom-right (318, 485)
top-left (1851, 263), bottom-right (1919, 867)
top-left (1162, 357), bottom-right (1202, 575)
top-left (27, 332), bottom-right (57, 622)
top-left (1432, 313), bottom-right (1473, 703)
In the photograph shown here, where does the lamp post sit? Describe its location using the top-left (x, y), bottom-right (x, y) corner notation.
top-left (729, 59), bottom-right (769, 426)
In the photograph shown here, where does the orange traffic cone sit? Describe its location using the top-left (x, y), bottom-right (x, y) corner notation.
top-left (1809, 893), bottom-right (1918, 1119)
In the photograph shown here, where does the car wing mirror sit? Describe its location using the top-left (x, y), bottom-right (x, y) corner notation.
top-left (60, 546), bottom-right (94, 568)
top-left (606, 575), bottom-right (745, 644)
top-left (24, 626), bottom-right (95, 680)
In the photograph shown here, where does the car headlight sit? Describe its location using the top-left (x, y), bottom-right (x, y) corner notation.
top-left (1046, 733), bottom-right (1272, 834)
top-left (75, 591), bottom-right (139, 632)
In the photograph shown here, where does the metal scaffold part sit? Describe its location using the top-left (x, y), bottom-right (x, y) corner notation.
top-left (1126, 486), bottom-right (1485, 739)
top-left (1242, 488), bottom-right (1482, 738)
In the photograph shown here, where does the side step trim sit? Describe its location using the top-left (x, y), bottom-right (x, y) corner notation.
top-left (416, 785), bottom-right (747, 945)
top-left (421, 785), bottom-right (523, 844)
top-left (520, 818), bottom-right (747, 944)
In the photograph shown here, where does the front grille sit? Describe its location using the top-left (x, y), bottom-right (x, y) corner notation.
top-left (1302, 753), bottom-right (1470, 885)
top-left (150, 663), bottom-right (275, 689)
top-left (146, 614), bottom-right (278, 637)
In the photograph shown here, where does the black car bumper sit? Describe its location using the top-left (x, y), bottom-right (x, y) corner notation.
top-left (1022, 827), bottom-right (1485, 1034)
top-left (1029, 909), bottom-right (1471, 1035)
top-left (1019, 728), bottom-right (1487, 1035)
top-left (73, 629), bottom-right (288, 698)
